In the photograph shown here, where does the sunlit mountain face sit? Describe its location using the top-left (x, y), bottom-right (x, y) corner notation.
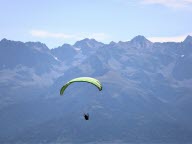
top-left (0, 36), bottom-right (192, 144)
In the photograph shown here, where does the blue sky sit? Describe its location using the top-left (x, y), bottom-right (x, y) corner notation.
top-left (0, 0), bottom-right (192, 48)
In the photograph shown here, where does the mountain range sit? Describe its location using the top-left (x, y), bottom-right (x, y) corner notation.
top-left (0, 35), bottom-right (192, 144)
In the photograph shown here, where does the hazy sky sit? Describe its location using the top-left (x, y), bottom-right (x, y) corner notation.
top-left (0, 0), bottom-right (192, 48)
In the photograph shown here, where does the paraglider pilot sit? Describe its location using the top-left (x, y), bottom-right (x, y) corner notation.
top-left (84, 113), bottom-right (89, 120)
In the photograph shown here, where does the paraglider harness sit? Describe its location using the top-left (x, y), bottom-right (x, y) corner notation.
top-left (84, 113), bottom-right (89, 120)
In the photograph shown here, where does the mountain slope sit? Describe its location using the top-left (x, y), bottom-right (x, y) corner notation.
top-left (1, 36), bottom-right (192, 143)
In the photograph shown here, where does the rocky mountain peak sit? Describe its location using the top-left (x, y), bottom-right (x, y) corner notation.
top-left (130, 35), bottom-right (152, 48)
top-left (183, 35), bottom-right (192, 44)
top-left (1, 38), bottom-right (8, 42)
top-left (74, 38), bottom-right (104, 49)
top-left (25, 41), bottom-right (49, 52)
top-left (130, 35), bottom-right (151, 43)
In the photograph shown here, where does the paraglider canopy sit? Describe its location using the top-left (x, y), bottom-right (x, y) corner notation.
top-left (60, 77), bottom-right (102, 95)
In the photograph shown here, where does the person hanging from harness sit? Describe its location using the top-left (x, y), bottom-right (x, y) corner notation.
top-left (84, 113), bottom-right (89, 120)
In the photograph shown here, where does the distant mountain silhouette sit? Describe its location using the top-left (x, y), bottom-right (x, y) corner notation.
top-left (51, 44), bottom-right (77, 62)
top-left (0, 36), bottom-right (192, 143)
top-left (74, 38), bottom-right (105, 55)
top-left (0, 38), bottom-right (59, 73)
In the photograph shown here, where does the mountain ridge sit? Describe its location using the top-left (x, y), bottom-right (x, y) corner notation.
top-left (1, 35), bottom-right (191, 50)
top-left (0, 35), bottom-right (192, 143)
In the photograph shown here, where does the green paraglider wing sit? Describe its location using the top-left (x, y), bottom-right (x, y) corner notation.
top-left (60, 77), bottom-right (102, 95)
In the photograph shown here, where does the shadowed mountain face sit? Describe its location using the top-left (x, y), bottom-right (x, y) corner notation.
top-left (0, 39), bottom-right (59, 71)
top-left (51, 44), bottom-right (77, 63)
top-left (0, 36), bottom-right (192, 144)
top-left (74, 38), bottom-right (105, 55)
